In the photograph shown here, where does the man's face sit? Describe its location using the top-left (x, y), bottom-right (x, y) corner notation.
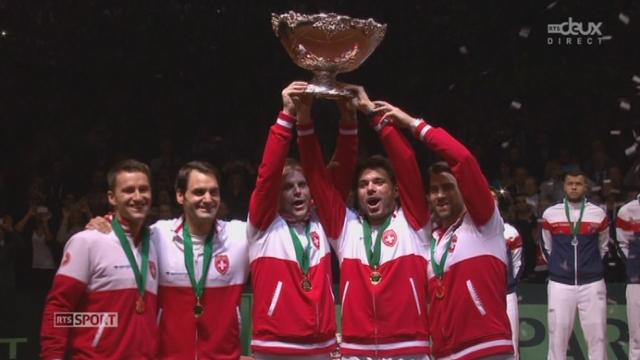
top-left (357, 168), bottom-right (398, 225)
top-left (108, 171), bottom-right (152, 224)
top-left (428, 172), bottom-right (464, 224)
top-left (176, 170), bottom-right (220, 224)
top-left (278, 168), bottom-right (311, 222)
top-left (564, 175), bottom-right (587, 202)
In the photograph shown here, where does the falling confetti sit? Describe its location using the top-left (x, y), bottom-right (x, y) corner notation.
top-left (546, 2), bottom-right (557, 10)
top-left (620, 99), bottom-right (631, 111)
top-left (610, 130), bottom-right (622, 135)
top-left (633, 75), bottom-right (640, 84)
top-left (458, 46), bottom-right (469, 55)
top-left (510, 100), bottom-right (522, 110)
top-left (518, 27), bottom-right (531, 38)
top-left (619, 13), bottom-right (630, 25)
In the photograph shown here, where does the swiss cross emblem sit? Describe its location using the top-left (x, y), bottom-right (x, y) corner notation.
top-left (215, 254), bottom-right (230, 275)
top-left (382, 230), bottom-right (397, 247)
top-left (149, 261), bottom-right (157, 280)
top-left (61, 252), bottom-right (71, 266)
top-left (449, 234), bottom-right (458, 253)
top-left (311, 231), bottom-right (320, 249)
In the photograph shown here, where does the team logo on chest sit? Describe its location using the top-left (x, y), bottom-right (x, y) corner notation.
top-left (61, 252), bottom-right (71, 266)
top-left (382, 229), bottom-right (397, 247)
top-left (311, 231), bottom-right (321, 249)
top-left (448, 234), bottom-right (458, 253)
top-left (215, 254), bottom-right (230, 275)
top-left (149, 260), bottom-right (157, 280)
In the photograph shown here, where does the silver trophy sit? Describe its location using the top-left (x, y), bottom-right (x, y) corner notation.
top-left (272, 11), bottom-right (387, 98)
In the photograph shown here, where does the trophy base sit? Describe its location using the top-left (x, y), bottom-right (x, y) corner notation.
top-left (305, 84), bottom-right (352, 99)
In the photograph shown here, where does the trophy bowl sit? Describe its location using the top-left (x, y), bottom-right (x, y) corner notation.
top-left (272, 11), bottom-right (387, 98)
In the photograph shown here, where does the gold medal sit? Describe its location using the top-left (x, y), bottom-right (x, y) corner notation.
top-left (370, 270), bottom-right (382, 285)
top-left (435, 279), bottom-right (445, 300)
top-left (301, 277), bottom-right (313, 292)
top-left (135, 296), bottom-right (146, 314)
top-left (194, 298), bottom-right (204, 318)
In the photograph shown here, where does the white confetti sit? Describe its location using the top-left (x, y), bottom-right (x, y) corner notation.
top-left (600, 35), bottom-right (613, 41)
top-left (501, 141), bottom-right (510, 149)
top-left (625, 143), bottom-right (638, 157)
top-left (518, 27), bottom-right (531, 38)
top-left (458, 46), bottom-right (469, 55)
top-left (448, 83), bottom-right (456, 91)
top-left (633, 75), bottom-right (640, 84)
top-left (620, 99), bottom-right (631, 111)
top-left (0, 30), bottom-right (6, 37)
top-left (546, 2), bottom-right (557, 10)
top-left (619, 13), bottom-right (630, 25)
top-left (510, 100), bottom-right (522, 110)
top-left (610, 130), bottom-right (622, 135)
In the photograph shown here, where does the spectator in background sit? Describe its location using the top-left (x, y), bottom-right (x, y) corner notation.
top-left (56, 197), bottom-right (91, 246)
top-left (222, 161), bottom-right (252, 220)
top-left (84, 169), bottom-right (109, 216)
top-left (15, 192), bottom-right (57, 294)
top-left (540, 160), bottom-right (565, 204)
top-left (0, 213), bottom-right (18, 291)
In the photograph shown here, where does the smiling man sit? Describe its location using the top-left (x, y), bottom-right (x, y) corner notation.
top-left (298, 84), bottom-right (431, 359)
top-left (541, 170), bottom-right (610, 360)
top-left (41, 159), bottom-right (159, 360)
top-left (85, 161), bottom-right (250, 359)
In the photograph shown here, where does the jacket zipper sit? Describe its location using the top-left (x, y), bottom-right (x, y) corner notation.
top-left (574, 239), bottom-right (578, 285)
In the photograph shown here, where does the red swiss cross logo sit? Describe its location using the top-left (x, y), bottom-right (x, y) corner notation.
top-left (215, 254), bottom-right (230, 275)
top-left (382, 230), bottom-right (397, 247)
top-left (448, 234), bottom-right (458, 253)
top-left (149, 261), bottom-right (157, 280)
top-left (61, 252), bottom-right (71, 266)
top-left (311, 231), bottom-right (320, 249)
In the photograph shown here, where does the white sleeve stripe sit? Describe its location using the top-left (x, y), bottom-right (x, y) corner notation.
top-left (420, 125), bottom-right (432, 139)
top-left (339, 128), bottom-right (358, 135)
top-left (297, 128), bottom-right (314, 136)
top-left (276, 119), bottom-right (293, 129)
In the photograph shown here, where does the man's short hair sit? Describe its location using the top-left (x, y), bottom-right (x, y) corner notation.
top-left (356, 155), bottom-right (397, 186)
top-left (425, 161), bottom-right (453, 188)
top-left (283, 158), bottom-right (303, 177)
top-left (107, 159), bottom-right (151, 191)
top-left (174, 161), bottom-right (220, 193)
top-left (563, 169), bottom-right (586, 181)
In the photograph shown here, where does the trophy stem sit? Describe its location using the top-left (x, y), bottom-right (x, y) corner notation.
top-left (308, 71), bottom-right (351, 99)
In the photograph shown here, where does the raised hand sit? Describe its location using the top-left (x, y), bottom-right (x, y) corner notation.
top-left (372, 101), bottom-right (416, 129)
top-left (281, 81), bottom-right (309, 117)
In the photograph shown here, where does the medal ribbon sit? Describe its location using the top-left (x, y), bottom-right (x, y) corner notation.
top-left (288, 222), bottom-right (312, 274)
top-left (363, 216), bottom-right (392, 268)
top-left (430, 214), bottom-right (465, 279)
top-left (112, 218), bottom-right (149, 296)
top-left (563, 198), bottom-right (586, 238)
top-left (183, 222), bottom-right (215, 300)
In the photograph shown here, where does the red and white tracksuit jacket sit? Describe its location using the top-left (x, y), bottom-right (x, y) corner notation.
top-left (247, 112), bottom-right (357, 355)
top-left (505, 223), bottom-right (523, 295)
top-left (153, 217), bottom-right (249, 360)
top-left (413, 121), bottom-right (513, 359)
top-left (298, 116), bottom-right (431, 357)
top-left (41, 229), bottom-right (159, 360)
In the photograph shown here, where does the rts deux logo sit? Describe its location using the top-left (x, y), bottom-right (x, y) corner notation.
top-left (547, 17), bottom-right (611, 45)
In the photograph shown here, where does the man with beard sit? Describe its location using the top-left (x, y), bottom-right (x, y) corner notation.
top-left (86, 161), bottom-right (250, 359)
top-left (374, 100), bottom-right (514, 359)
top-left (247, 81), bottom-right (357, 359)
top-left (541, 170), bottom-right (609, 360)
top-left (297, 84), bottom-right (431, 359)
top-left (41, 159), bottom-right (159, 359)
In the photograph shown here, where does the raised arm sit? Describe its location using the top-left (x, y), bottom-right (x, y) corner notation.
top-left (346, 88), bottom-right (429, 230)
top-left (248, 82), bottom-right (306, 230)
top-left (326, 99), bottom-right (358, 201)
top-left (297, 100), bottom-right (348, 240)
top-left (40, 235), bottom-right (90, 360)
top-left (380, 103), bottom-right (494, 227)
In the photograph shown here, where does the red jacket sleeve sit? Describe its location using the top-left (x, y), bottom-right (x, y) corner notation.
top-left (372, 114), bottom-right (429, 230)
top-left (415, 122), bottom-right (495, 226)
top-left (248, 112), bottom-right (296, 230)
top-left (327, 122), bottom-right (358, 201)
top-left (40, 275), bottom-right (87, 360)
top-left (297, 125), bottom-right (347, 239)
